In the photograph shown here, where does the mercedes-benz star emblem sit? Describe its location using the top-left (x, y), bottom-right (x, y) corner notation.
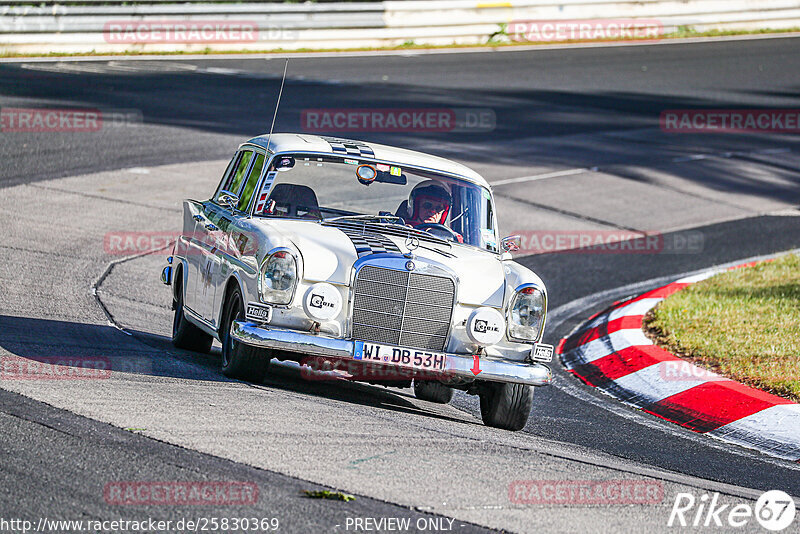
top-left (405, 260), bottom-right (416, 271)
top-left (404, 235), bottom-right (420, 252)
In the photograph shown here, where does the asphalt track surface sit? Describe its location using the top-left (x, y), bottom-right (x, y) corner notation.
top-left (1, 36), bottom-right (800, 533)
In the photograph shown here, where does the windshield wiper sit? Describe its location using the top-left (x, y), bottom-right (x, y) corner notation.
top-left (323, 216), bottom-right (452, 247)
top-left (326, 214), bottom-right (405, 225)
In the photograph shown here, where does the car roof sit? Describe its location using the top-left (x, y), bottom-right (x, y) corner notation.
top-left (243, 133), bottom-right (490, 189)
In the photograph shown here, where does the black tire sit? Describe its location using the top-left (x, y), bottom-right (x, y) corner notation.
top-left (220, 286), bottom-right (270, 382)
top-left (413, 379), bottom-right (454, 404)
top-left (172, 274), bottom-right (213, 353)
top-left (479, 382), bottom-right (534, 431)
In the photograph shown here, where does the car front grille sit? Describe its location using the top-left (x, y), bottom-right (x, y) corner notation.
top-left (351, 265), bottom-right (455, 352)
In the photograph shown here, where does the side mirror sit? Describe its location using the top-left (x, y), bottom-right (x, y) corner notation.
top-left (501, 235), bottom-right (521, 252)
top-left (218, 192), bottom-right (240, 212)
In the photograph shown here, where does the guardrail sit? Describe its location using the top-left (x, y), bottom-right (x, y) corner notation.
top-left (1, 0), bottom-right (799, 55)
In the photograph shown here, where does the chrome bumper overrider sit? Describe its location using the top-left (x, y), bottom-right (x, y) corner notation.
top-left (231, 321), bottom-right (552, 387)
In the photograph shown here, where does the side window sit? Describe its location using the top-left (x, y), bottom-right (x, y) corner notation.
top-left (227, 150), bottom-right (253, 197)
top-left (216, 150), bottom-right (253, 201)
top-left (237, 153), bottom-right (265, 211)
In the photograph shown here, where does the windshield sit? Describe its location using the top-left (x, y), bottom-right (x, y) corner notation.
top-left (253, 153), bottom-right (499, 252)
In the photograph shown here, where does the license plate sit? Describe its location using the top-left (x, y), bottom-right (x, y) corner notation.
top-left (353, 341), bottom-right (447, 372)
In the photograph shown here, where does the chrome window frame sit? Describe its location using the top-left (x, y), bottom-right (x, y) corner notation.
top-left (235, 149), bottom-right (268, 215)
top-left (212, 145), bottom-right (268, 216)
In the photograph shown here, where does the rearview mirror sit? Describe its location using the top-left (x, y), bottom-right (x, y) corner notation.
top-left (218, 192), bottom-right (240, 212)
top-left (501, 235), bottom-right (521, 252)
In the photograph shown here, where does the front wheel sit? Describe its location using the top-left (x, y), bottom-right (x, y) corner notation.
top-left (220, 287), bottom-right (270, 382)
top-left (479, 382), bottom-right (534, 431)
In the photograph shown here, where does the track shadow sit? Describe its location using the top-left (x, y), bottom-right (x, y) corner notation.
top-left (0, 314), bottom-right (475, 426)
top-left (2, 60), bottom-right (799, 207)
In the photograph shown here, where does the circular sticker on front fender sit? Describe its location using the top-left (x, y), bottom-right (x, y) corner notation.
top-left (466, 307), bottom-right (505, 346)
top-left (303, 283), bottom-right (342, 321)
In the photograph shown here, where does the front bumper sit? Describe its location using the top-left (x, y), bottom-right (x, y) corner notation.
top-left (231, 321), bottom-right (552, 387)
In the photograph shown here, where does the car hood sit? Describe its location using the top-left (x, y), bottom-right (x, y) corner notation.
top-left (251, 219), bottom-right (506, 307)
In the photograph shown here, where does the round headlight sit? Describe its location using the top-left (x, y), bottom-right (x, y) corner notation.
top-left (508, 286), bottom-right (546, 342)
top-left (259, 250), bottom-right (297, 305)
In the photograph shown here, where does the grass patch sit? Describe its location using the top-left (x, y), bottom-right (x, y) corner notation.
top-left (645, 253), bottom-right (800, 402)
top-left (302, 490), bottom-right (356, 502)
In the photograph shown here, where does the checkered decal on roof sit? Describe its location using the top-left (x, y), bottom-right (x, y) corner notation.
top-left (338, 227), bottom-right (401, 257)
top-left (320, 136), bottom-right (375, 158)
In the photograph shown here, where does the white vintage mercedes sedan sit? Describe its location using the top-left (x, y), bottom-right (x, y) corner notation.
top-left (161, 133), bottom-right (553, 430)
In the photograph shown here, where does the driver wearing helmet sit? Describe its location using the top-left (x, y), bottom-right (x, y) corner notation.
top-left (404, 181), bottom-right (463, 242)
top-left (407, 181), bottom-right (452, 226)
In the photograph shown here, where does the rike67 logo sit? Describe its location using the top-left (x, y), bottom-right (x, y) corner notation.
top-left (669, 490), bottom-right (796, 531)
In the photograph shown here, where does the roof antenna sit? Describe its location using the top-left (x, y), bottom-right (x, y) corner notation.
top-left (266, 58), bottom-right (289, 152)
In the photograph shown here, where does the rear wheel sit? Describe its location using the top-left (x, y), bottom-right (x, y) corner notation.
top-left (413, 380), bottom-right (454, 404)
top-left (172, 273), bottom-right (213, 353)
top-left (220, 286), bottom-right (270, 382)
top-left (479, 382), bottom-right (534, 431)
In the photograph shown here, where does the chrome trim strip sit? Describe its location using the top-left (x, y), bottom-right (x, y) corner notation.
top-left (231, 321), bottom-right (552, 387)
top-left (353, 293), bottom-right (452, 309)
top-left (350, 323), bottom-right (448, 338)
top-left (353, 309), bottom-right (451, 323)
